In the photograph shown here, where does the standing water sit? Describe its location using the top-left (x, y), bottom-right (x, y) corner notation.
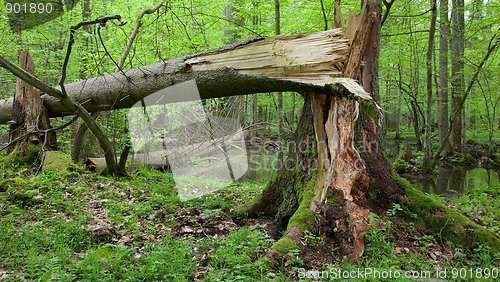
top-left (403, 166), bottom-right (500, 196)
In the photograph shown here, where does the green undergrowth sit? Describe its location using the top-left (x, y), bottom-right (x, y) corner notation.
top-left (452, 185), bottom-right (500, 234)
top-left (1, 152), bottom-right (499, 281)
top-left (394, 172), bottom-right (500, 253)
top-left (0, 153), bottom-right (277, 281)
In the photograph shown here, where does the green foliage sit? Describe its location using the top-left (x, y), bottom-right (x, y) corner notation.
top-left (0, 160), bottom-right (283, 280)
top-left (451, 153), bottom-right (476, 165)
top-left (386, 203), bottom-right (403, 217)
top-left (453, 184), bottom-right (500, 233)
top-left (392, 158), bottom-right (410, 173)
top-left (394, 171), bottom-right (500, 253)
top-left (303, 230), bottom-right (323, 248)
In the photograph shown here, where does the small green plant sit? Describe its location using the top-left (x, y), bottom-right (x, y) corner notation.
top-left (386, 203), bottom-right (403, 216)
top-left (303, 230), bottom-right (322, 248)
top-left (286, 249), bottom-right (304, 268)
top-left (365, 214), bottom-right (394, 260)
top-left (201, 208), bottom-right (223, 218)
top-left (474, 243), bottom-right (492, 267)
top-left (417, 235), bottom-right (435, 251)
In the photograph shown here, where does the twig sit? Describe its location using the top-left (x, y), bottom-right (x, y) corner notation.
top-left (438, 217), bottom-right (450, 246)
top-left (0, 115), bottom-right (79, 152)
top-left (0, 233), bottom-right (13, 258)
top-left (319, 0), bottom-right (328, 31)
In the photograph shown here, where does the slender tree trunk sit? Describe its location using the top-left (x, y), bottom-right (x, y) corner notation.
top-left (79, 0), bottom-right (91, 80)
top-left (450, 0), bottom-right (465, 152)
top-left (275, 0), bottom-right (284, 166)
top-left (423, 0), bottom-right (437, 173)
top-left (438, 0), bottom-right (452, 156)
top-left (249, 2), bottom-right (259, 141)
top-left (72, 0), bottom-right (92, 163)
top-left (225, 1), bottom-right (245, 126)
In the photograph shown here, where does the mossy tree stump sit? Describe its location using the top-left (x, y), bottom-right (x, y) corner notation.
top-left (246, 0), bottom-right (500, 266)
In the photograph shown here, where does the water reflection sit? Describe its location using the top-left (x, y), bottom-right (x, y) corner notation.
top-left (406, 166), bottom-right (500, 196)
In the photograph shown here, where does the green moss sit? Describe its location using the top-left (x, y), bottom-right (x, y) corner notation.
top-left (392, 158), bottom-right (410, 173)
top-left (230, 206), bottom-right (248, 220)
top-left (0, 177), bottom-right (29, 192)
top-left (451, 153), bottom-right (476, 165)
top-left (287, 178), bottom-right (315, 231)
top-left (255, 257), bottom-right (277, 272)
top-left (7, 144), bottom-right (43, 166)
top-left (393, 171), bottom-right (500, 252)
top-left (42, 151), bottom-right (72, 172)
top-left (271, 237), bottom-right (300, 255)
top-left (325, 188), bottom-right (341, 205)
top-left (249, 192), bottom-right (263, 209)
top-left (2, 178), bottom-right (42, 207)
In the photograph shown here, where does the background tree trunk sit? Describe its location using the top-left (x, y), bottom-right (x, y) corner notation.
top-left (73, 0), bottom-right (93, 163)
top-left (423, 0), bottom-right (437, 173)
top-left (438, 0), bottom-right (452, 157)
top-left (450, 0), bottom-right (465, 152)
top-left (275, 0), bottom-right (284, 168)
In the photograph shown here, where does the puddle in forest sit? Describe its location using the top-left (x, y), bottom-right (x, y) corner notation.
top-left (384, 138), bottom-right (500, 196)
top-left (402, 166), bottom-right (500, 196)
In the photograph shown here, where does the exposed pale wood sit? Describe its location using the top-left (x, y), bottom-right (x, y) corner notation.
top-left (347, 9), bottom-right (360, 45)
top-left (0, 98), bottom-right (13, 126)
top-left (185, 29), bottom-right (349, 84)
top-left (309, 0), bottom-right (379, 264)
top-left (334, 0), bottom-right (345, 29)
top-left (309, 94), bottom-right (330, 211)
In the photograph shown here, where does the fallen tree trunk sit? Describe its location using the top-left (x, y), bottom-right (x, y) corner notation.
top-left (1, 29), bottom-right (356, 124)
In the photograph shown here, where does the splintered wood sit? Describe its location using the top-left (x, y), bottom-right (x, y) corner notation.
top-left (185, 29), bottom-right (350, 85)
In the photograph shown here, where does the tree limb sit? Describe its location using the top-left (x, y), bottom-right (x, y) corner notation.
top-left (381, 0), bottom-right (396, 27)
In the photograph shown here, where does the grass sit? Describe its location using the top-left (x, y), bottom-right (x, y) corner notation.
top-left (0, 153), bottom-right (499, 281)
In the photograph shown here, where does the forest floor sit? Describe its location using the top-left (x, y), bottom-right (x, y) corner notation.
top-left (0, 154), bottom-right (499, 281)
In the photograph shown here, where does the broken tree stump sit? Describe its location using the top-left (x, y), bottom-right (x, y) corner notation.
top-left (8, 50), bottom-right (54, 154)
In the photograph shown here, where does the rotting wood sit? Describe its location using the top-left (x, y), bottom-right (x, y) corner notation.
top-left (9, 50), bottom-right (54, 152)
top-left (309, 0), bottom-right (379, 263)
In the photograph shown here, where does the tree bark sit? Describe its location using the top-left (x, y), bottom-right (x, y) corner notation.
top-left (248, 0), bottom-right (398, 264)
top-left (9, 50), bottom-right (54, 154)
top-left (0, 30), bottom-right (353, 124)
top-left (275, 0), bottom-right (284, 167)
top-left (438, 0), bottom-right (452, 156)
top-left (450, 0), bottom-right (465, 152)
top-left (423, 0), bottom-right (437, 173)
